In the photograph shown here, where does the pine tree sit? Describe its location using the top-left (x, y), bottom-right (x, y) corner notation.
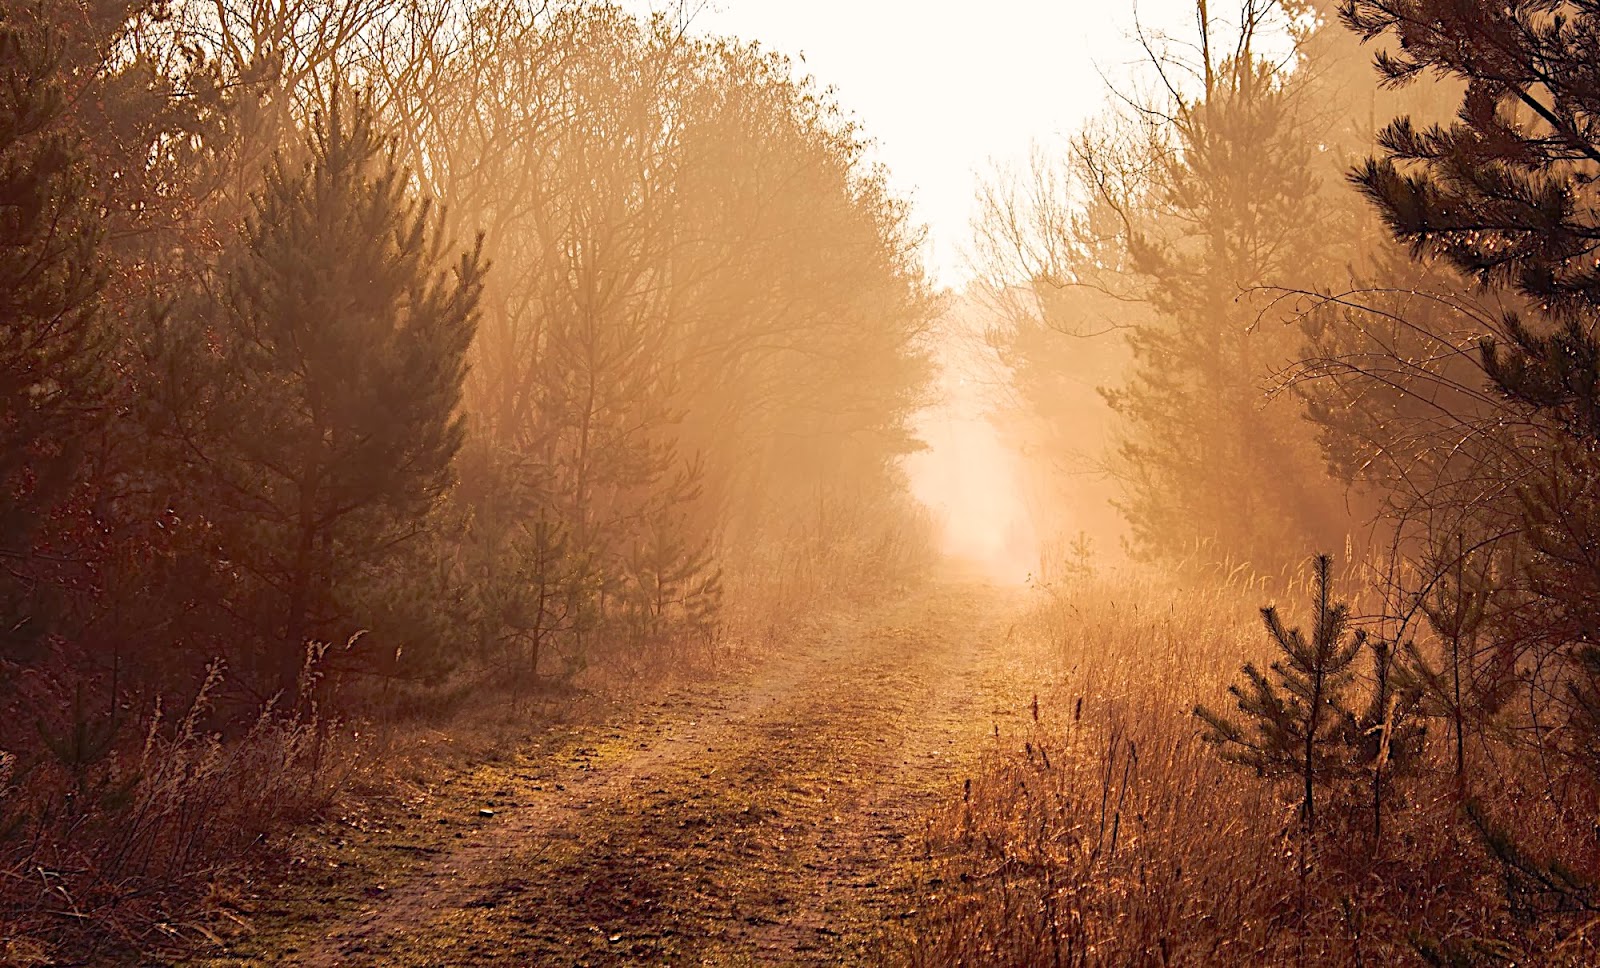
top-left (1196, 554), bottom-right (1365, 827)
top-left (1342, 632), bottom-right (1426, 840)
top-left (500, 511), bottom-right (588, 690)
top-left (0, 13), bottom-right (107, 661)
top-left (1098, 53), bottom-right (1347, 570)
top-left (1343, 0), bottom-right (1600, 452)
top-left (1345, 1), bottom-right (1600, 319)
top-left (171, 89), bottom-right (483, 700)
top-left (624, 501), bottom-right (724, 652)
top-left (1401, 537), bottom-right (1516, 787)
top-left (1343, 0), bottom-right (1600, 777)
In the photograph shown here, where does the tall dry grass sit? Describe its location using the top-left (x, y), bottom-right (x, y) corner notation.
top-left (899, 571), bottom-right (1598, 966)
top-left (0, 652), bottom-right (368, 963)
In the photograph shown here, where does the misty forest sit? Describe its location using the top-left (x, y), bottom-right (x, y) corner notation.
top-left (8, 0), bottom-right (1600, 964)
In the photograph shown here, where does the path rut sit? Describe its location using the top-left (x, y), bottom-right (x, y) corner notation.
top-left (203, 578), bottom-right (1036, 966)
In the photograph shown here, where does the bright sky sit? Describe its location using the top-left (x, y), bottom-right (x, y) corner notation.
top-left (661, 0), bottom-right (1202, 287)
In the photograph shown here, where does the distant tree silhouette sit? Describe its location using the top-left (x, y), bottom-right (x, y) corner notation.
top-left (370, 5), bottom-right (932, 664)
top-left (979, 4), bottom-right (1355, 573)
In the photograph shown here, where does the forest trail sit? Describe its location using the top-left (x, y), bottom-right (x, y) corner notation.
top-left (197, 576), bottom-right (1042, 966)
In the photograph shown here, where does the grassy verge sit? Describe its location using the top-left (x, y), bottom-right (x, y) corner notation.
top-left (897, 573), bottom-right (1596, 966)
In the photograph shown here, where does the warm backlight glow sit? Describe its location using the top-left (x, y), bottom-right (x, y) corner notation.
top-left (906, 327), bottom-right (1038, 585)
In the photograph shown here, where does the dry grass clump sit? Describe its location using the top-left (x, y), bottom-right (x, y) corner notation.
top-left (900, 574), bottom-right (1596, 967)
top-left (0, 656), bottom-right (365, 963)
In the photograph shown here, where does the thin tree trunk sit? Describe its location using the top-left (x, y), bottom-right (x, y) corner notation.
top-left (283, 476), bottom-right (319, 707)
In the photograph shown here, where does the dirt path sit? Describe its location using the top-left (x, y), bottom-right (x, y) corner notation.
top-left (200, 577), bottom-right (1038, 966)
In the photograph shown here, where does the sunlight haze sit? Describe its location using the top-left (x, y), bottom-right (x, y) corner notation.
top-left (653, 0), bottom-right (1204, 577)
top-left (662, 0), bottom-right (1200, 285)
top-left (18, 0), bottom-right (1583, 961)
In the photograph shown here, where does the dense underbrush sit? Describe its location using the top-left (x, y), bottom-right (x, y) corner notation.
top-left (1, 671), bottom-right (355, 963)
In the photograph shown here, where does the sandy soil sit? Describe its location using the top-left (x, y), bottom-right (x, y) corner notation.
top-left (192, 576), bottom-right (1040, 966)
